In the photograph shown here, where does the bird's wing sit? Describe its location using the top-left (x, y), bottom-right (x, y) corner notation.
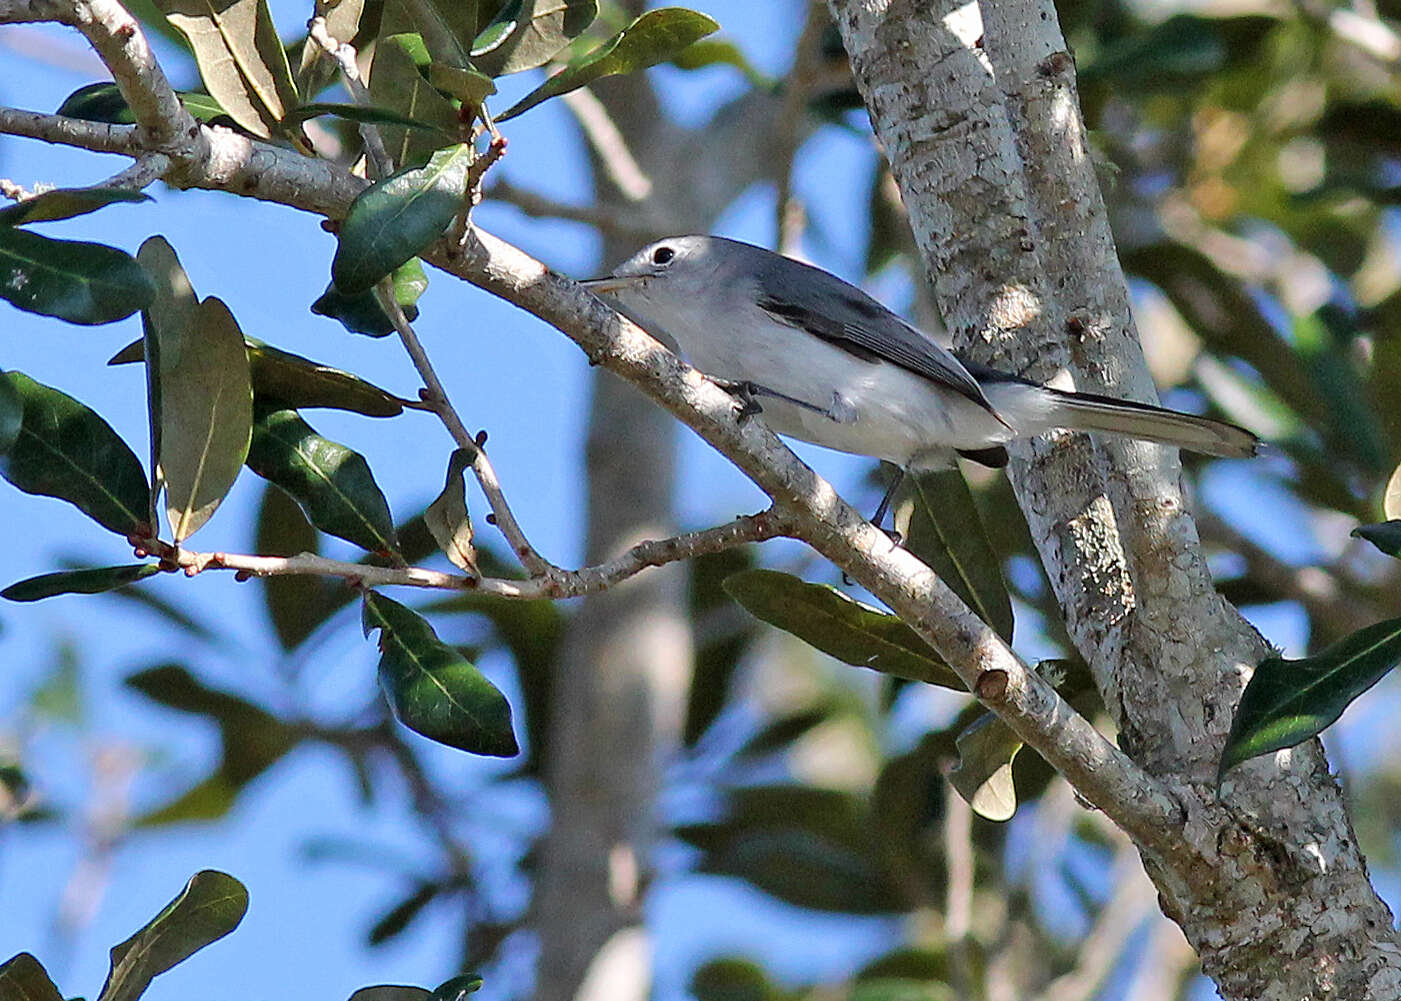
top-left (753, 281), bottom-right (999, 419)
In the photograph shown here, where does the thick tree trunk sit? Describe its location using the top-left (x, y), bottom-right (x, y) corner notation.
top-left (828, 0), bottom-right (1401, 998)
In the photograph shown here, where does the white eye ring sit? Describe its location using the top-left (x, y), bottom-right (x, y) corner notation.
top-left (651, 246), bottom-right (676, 266)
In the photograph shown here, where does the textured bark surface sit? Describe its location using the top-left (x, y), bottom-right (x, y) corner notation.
top-left (828, 0), bottom-right (1401, 997)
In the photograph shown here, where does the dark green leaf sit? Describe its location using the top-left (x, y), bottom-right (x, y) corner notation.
top-left (367, 883), bottom-right (439, 945)
top-left (0, 952), bottom-right (64, 1001)
top-left (367, 33), bottom-right (462, 168)
top-left (690, 958), bottom-right (782, 1001)
top-left (256, 483), bottom-right (341, 650)
top-left (893, 468), bottom-right (1013, 642)
top-left (0, 188), bottom-right (150, 227)
top-left (429, 975), bottom-right (483, 1001)
top-left (684, 546), bottom-right (757, 746)
top-left (470, 0), bottom-right (598, 76)
top-left (497, 8), bottom-right (718, 121)
top-left (312, 258), bottom-right (426, 338)
top-left (1352, 520), bottom-right (1401, 558)
top-left (0, 373), bottom-right (21, 454)
top-left (722, 569), bottom-right (963, 689)
top-left (425, 65), bottom-right (496, 109)
top-left (848, 980), bottom-right (954, 1001)
top-left (3, 565), bottom-right (159, 603)
top-left (0, 372), bottom-right (150, 536)
top-left (286, 102), bottom-right (450, 132)
top-left (362, 591), bottom-right (518, 756)
top-left (1220, 617), bottom-right (1401, 779)
top-left (0, 228), bottom-right (153, 324)
top-left (109, 335), bottom-right (409, 417)
top-left (332, 144), bottom-right (472, 294)
top-left (125, 664), bottom-right (298, 824)
top-left (57, 83), bottom-right (226, 124)
top-left (245, 405), bottom-right (398, 555)
top-left (736, 706), bottom-right (833, 760)
top-left (96, 870), bottom-right (248, 1001)
top-left (669, 37), bottom-right (768, 86)
top-left (1078, 14), bottom-right (1226, 87)
top-left (424, 447), bottom-right (478, 572)
top-left (155, 0), bottom-right (300, 138)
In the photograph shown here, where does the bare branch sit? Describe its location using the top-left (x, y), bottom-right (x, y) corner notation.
top-left (136, 511), bottom-right (787, 599)
top-left (0, 106), bottom-right (141, 154)
top-left (773, 1), bottom-right (827, 255)
top-left (561, 88), bottom-right (653, 203)
top-left (98, 152), bottom-right (169, 189)
top-left (486, 179), bottom-right (659, 242)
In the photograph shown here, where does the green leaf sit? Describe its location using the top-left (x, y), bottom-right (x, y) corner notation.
top-left (1353, 520), bottom-right (1401, 558)
top-left (109, 335), bottom-right (410, 417)
top-left (469, 0), bottom-right (598, 77)
top-left (245, 405), bottom-right (399, 555)
top-left (96, 870), bottom-right (248, 1001)
top-left (332, 143), bottom-right (472, 294)
top-left (57, 83), bottom-right (227, 124)
top-left (424, 447), bottom-right (478, 572)
top-left (367, 33), bottom-right (463, 168)
top-left (0, 372), bottom-right (151, 536)
top-left (0, 372), bottom-right (21, 454)
top-left (125, 664), bottom-right (298, 824)
top-left (152, 296), bottom-right (253, 541)
top-left (367, 883), bottom-right (439, 945)
top-left (669, 37), bottom-right (769, 86)
top-left (722, 569), bottom-right (963, 689)
top-left (429, 975), bottom-right (483, 1001)
top-left (312, 258), bottom-right (427, 338)
top-left (948, 713), bottom-right (1020, 822)
top-left (0, 228), bottom-right (153, 324)
top-left (1220, 617), bottom-right (1401, 780)
top-left (256, 483), bottom-right (340, 650)
top-left (690, 958), bottom-right (783, 1001)
top-left (496, 7), bottom-right (718, 121)
top-left (0, 188), bottom-right (151, 227)
top-left (285, 101), bottom-right (451, 132)
top-left (425, 64), bottom-right (496, 109)
top-left (893, 469), bottom-right (1013, 641)
top-left (0, 952), bottom-right (64, 1001)
top-left (155, 0), bottom-right (301, 139)
top-left (362, 591), bottom-right (518, 755)
top-left (3, 564), bottom-right (160, 603)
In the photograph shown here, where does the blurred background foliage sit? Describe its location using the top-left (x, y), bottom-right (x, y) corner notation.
top-left (6, 0), bottom-right (1401, 999)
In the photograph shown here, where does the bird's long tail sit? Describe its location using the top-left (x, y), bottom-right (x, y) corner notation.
top-left (983, 381), bottom-right (1261, 459)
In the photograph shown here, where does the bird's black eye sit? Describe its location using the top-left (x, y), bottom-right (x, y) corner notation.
top-left (651, 246), bottom-right (675, 266)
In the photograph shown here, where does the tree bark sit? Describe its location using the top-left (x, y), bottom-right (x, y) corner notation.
top-left (827, 1), bottom-right (1401, 997)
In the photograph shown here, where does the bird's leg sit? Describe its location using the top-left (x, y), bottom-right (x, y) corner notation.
top-left (871, 467), bottom-right (905, 544)
top-left (710, 377), bottom-right (831, 424)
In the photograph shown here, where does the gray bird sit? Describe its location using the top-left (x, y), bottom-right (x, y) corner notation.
top-left (581, 235), bottom-right (1260, 480)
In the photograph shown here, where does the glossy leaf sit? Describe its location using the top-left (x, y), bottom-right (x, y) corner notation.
top-left (312, 258), bottom-right (427, 338)
top-left (367, 33), bottom-right (462, 168)
top-left (0, 372), bottom-right (20, 454)
top-left (0, 188), bottom-right (150, 226)
top-left (470, 0), bottom-right (598, 77)
top-left (256, 483), bottom-right (339, 650)
top-left (96, 870), bottom-right (248, 1001)
top-left (332, 143), bottom-right (472, 294)
top-left (156, 0), bottom-right (300, 138)
top-left (0, 227), bottom-right (153, 324)
top-left (0, 953), bottom-right (63, 1001)
top-left (125, 664), bottom-right (298, 824)
top-left (349, 988), bottom-right (432, 1001)
top-left (286, 101), bottom-right (449, 132)
top-left (430, 975), bottom-right (484, 1001)
top-left (110, 335), bottom-right (409, 417)
top-left (948, 713), bottom-right (1020, 821)
top-left (722, 569), bottom-right (963, 689)
top-left (497, 8), bottom-right (718, 121)
top-left (3, 564), bottom-right (159, 603)
top-left (424, 447), bottom-right (478, 573)
top-left (1353, 520), bottom-right (1401, 558)
top-left (155, 296), bottom-right (253, 540)
top-left (362, 591), bottom-right (518, 756)
top-left (1, 372), bottom-right (150, 536)
top-left (894, 468), bottom-right (1013, 642)
top-left (1220, 617), bottom-right (1401, 779)
top-left (245, 405), bottom-right (399, 555)
top-left (57, 82), bottom-right (227, 124)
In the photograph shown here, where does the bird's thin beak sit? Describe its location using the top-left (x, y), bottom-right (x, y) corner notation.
top-left (578, 275), bottom-right (635, 294)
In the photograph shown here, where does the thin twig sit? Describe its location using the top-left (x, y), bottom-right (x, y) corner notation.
top-left (134, 511), bottom-right (788, 599)
top-left (0, 106), bottom-right (140, 153)
top-left (561, 88), bottom-right (652, 202)
top-left (774, 1), bottom-right (827, 255)
top-left (486, 179), bottom-right (659, 242)
top-left (96, 152), bottom-right (169, 189)
top-left (307, 15), bottom-right (393, 178)
top-left (942, 781), bottom-right (976, 998)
